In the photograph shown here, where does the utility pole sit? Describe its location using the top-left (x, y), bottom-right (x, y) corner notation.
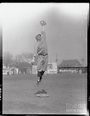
top-left (81, 58), bottom-right (84, 67)
top-left (56, 53), bottom-right (58, 64)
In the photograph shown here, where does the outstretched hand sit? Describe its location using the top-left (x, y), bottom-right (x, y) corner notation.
top-left (40, 20), bottom-right (46, 26)
top-left (34, 55), bottom-right (37, 64)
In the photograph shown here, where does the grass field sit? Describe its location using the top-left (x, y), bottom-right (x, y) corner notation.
top-left (3, 73), bottom-right (87, 114)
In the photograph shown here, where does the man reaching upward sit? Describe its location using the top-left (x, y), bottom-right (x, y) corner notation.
top-left (34, 20), bottom-right (48, 85)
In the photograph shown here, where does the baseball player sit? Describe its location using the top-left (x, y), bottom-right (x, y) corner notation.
top-left (34, 20), bottom-right (48, 85)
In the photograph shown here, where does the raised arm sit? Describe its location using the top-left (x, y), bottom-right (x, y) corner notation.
top-left (41, 30), bottom-right (46, 42)
top-left (40, 20), bottom-right (46, 42)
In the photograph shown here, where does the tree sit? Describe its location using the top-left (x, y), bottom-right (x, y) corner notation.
top-left (21, 52), bottom-right (33, 63)
top-left (15, 54), bottom-right (23, 63)
top-left (13, 52), bottom-right (33, 63)
top-left (11, 53), bottom-right (34, 74)
top-left (3, 52), bottom-right (13, 67)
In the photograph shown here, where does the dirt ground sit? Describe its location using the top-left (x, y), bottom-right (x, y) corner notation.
top-left (3, 73), bottom-right (87, 114)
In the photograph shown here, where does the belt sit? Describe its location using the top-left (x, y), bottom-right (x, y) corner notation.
top-left (38, 53), bottom-right (48, 56)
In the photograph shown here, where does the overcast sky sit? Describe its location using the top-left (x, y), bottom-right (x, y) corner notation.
top-left (2, 3), bottom-right (89, 66)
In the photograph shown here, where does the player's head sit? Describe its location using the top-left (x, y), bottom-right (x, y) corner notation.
top-left (35, 34), bottom-right (41, 41)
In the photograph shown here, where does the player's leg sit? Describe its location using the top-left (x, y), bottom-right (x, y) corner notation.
top-left (37, 71), bottom-right (41, 84)
top-left (37, 70), bottom-right (44, 84)
top-left (40, 70), bottom-right (45, 81)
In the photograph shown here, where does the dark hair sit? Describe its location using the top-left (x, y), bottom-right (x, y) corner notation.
top-left (35, 34), bottom-right (41, 41)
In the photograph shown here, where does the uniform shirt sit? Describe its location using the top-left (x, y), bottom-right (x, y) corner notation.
top-left (34, 31), bottom-right (48, 56)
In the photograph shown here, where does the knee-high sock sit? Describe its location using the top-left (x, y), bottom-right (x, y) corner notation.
top-left (40, 70), bottom-right (45, 80)
top-left (37, 70), bottom-right (45, 81)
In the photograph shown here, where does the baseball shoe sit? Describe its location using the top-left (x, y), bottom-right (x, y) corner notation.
top-left (37, 80), bottom-right (40, 84)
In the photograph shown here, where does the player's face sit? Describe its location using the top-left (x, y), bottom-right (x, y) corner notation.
top-left (36, 35), bottom-right (41, 41)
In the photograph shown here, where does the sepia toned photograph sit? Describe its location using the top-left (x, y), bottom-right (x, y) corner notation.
top-left (2, 3), bottom-right (88, 114)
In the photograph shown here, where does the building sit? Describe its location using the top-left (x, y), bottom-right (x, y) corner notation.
top-left (3, 65), bottom-right (19, 75)
top-left (9, 61), bottom-right (32, 74)
top-left (45, 62), bottom-right (57, 74)
top-left (58, 59), bottom-right (84, 73)
top-left (59, 59), bottom-right (82, 67)
top-left (32, 65), bottom-right (37, 74)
